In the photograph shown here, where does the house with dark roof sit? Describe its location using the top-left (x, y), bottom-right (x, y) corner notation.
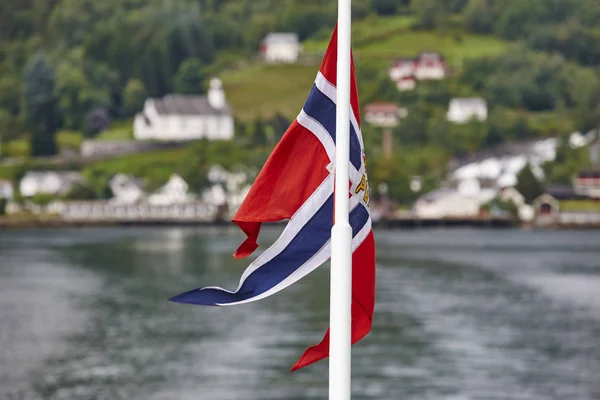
top-left (133, 78), bottom-right (234, 141)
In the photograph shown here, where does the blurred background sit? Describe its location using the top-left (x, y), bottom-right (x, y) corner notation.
top-left (1, 0), bottom-right (600, 399)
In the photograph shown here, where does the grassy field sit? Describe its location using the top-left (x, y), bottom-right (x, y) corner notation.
top-left (523, 111), bottom-right (576, 137)
top-left (559, 200), bottom-right (600, 212)
top-left (1, 137), bottom-right (29, 158)
top-left (222, 63), bottom-right (318, 121)
top-left (304, 15), bottom-right (507, 67)
top-left (0, 163), bottom-right (20, 180)
top-left (84, 147), bottom-right (186, 174)
top-left (96, 119), bottom-right (134, 141)
top-left (56, 130), bottom-right (84, 151)
top-left (302, 15), bottom-right (418, 52)
top-left (222, 15), bottom-right (509, 121)
top-left (82, 147), bottom-right (188, 189)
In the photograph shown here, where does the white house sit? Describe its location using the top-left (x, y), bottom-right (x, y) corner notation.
top-left (148, 174), bottom-right (194, 205)
top-left (364, 103), bottom-right (408, 127)
top-left (203, 165), bottom-right (252, 215)
top-left (109, 174), bottom-right (145, 204)
top-left (207, 164), bottom-right (229, 183)
top-left (413, 188), bottom-right (481, 219)
top-left (133, 78), bottom-right (234, 141)
top-left (260, 33), bottom-right (301, 63)
top-left (447, 97), bottom-right (488, 123)
top-left (0, 179), bottom-right (13, 200)
top-left (388, 58), bottom-right (416, 81)
top-left (499, 186), bottom-right (525, 207)
top-left (396, 76), bottom-right (417, 91)
top-left (19, 171), bottom-right (83, 197)
top-left (202, 183), bottom-right (227, 208)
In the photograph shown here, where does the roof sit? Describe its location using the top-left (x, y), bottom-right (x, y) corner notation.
top-left (533, 193), bottom-right (560, 206)
top-left (149, 95), bottom-right (231, 116)
top-left (262, 32), bottom-right (299, 44)
top-left (546, 184), bottom-right (577, 200)
top-left (577, 168), bottom-right (600, 178)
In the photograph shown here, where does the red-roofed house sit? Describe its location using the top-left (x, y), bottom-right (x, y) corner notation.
top-left (574, 169), bottom-right (600, 199)
top-left (364, 103), bottom-right (407, 127)
top-left (388, 52), bottom-right (447, 91)
top-left (414, 52), bottom-right (446, 80)
top-left (364, 102), bottom-right (407, 157)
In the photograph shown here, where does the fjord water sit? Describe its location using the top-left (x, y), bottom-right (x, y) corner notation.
top-left (1, 227), bottom-right (599, 400)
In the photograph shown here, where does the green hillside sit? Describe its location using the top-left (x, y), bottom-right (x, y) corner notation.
top-left (1, 0), bottom-right (599, 204)
top-left (222, 64), bottom-right (317, 121)
top-left (223, 14), bottom-right (509, 121)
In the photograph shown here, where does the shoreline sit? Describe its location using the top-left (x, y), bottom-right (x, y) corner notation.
top-left (3, 216), bottom-right (597, 230)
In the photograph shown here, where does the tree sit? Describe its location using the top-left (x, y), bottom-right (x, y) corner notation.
top-left (412, 0), bottom-right (447, 29)
top-left (0, 75), bottom-right (22, 115)
top-left (53, 49), bottom-right (111, 130)
top-left (178, 139), bottom-right (210, 193)
top-left (572, 81), bottom-right (600, 136)
top-left (174, 58), bottom-right (206, 95)
top-left (464, 0), bottom-right (494, 33)
top-left (372, 0), bottom-right (402, 15)
top-left (278, 2), bottom-right (336, 40)
top-left (123, 79), bottom-right (147, 116)
top-left (85, 107), bottom-right (109, 137)
top-left (65, 182), bottom-right (98, 200)
top-left (544, 135), bottom-right (592, 185)
top-left (24, 54), bottom-right (58, 156)
top-left (0, 108), bottom-right (23, 144)
top-left (493, 0), bottom-right (548, 40)
top-left (244, 116), bottom-right (269, 146)
top-left (515, 163), bottom-right (545, 203)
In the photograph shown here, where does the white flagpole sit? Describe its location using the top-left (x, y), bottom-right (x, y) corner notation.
top-left (330, 0), bottom-right (352, 398)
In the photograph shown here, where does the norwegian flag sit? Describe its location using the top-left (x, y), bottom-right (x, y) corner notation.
top-left (170, 25), bottom-right (376, 371)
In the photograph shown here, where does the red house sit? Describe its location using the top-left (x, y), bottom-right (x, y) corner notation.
top-left (574, 169), bottom-right (600, 199)
top-left (413, 52), bottom-right (447, 80)
top-left (388, 52), bottom-right (447, 91)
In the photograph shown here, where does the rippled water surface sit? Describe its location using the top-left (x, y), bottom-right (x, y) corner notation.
top-left (1, 227), bottom-right (599, 399)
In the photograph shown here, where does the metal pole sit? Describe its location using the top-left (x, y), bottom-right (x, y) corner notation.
top-left (329, 0), bottom-right (352, 398)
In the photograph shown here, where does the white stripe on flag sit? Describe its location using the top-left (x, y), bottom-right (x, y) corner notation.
top-left (200, 174), bottom-right (334, 305)
top-left (221, 196), bottom-right (370, 306)
top-left (314, 71), bottom-right (365, 150)
top-left (297, 110), bottom-right (335, 162)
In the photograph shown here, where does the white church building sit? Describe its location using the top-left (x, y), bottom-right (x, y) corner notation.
top-left (133, 78), bottom-right (234, 141)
